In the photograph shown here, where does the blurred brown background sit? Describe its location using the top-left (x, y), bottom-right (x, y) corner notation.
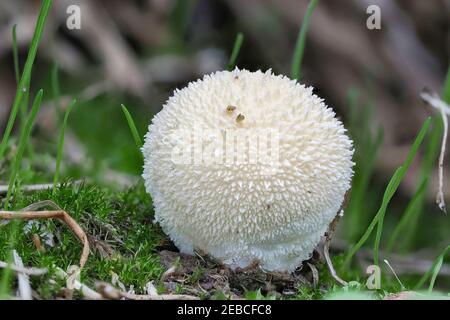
top-left (0, 0), bottom-right (449, 198)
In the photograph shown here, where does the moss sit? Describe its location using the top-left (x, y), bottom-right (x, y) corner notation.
top-left (1, 181), bottom-right (167, 297)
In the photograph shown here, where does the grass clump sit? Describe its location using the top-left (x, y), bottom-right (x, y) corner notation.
top-left (343, 117), bottom-right (431, 269)
top-left (344, 88), bottom-right (384, 242)
top-left (1, 182), bottom-right (167, 298)
top-left (4, 90), bottom-right (44, 209)
top-left (415, 245), bottom-right (450, 292)
top-left (0, 0), bottom-right (52, 159)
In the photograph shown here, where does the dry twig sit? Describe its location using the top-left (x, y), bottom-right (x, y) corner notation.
top-left (0, 200), bottom-right (90, 269)
top-left (323, 211), bottom-right (348, 286)
top-left (420, 89), bottom-right (450, 212)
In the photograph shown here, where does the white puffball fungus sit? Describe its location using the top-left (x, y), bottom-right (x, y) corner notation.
top-left (142, 69), bottom-right (354, 272)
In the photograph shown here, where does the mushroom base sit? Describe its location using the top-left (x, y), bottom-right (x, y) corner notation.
top-left (163, 224), bottom-right (328, 273)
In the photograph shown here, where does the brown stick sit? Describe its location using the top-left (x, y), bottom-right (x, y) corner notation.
top-left (0, 201), bottom-right (89, 269)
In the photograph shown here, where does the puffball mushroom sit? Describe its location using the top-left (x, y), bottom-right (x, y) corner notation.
top-left (142, 69), bottom-right (354, 272)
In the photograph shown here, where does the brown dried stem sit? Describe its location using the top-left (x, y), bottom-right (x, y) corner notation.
top-left (420, 89), bottom-right (450, 212)
top-left (0, 201), bottom-right (89, 269)
top-left (324, 212), bottom-right (348, 286)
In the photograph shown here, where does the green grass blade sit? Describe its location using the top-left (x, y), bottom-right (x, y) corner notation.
top-left (0, 220), bottom-right (20, 299)
top-left (346, 125), bottom-right (383, 241)
top-left (342, 167), bottom-right (402, 269)
top-left (345, 88), bottom-right (386, 242)
top-left (343, 117), bottom-right (431, 269)
top-left (443, 65), bottom-right (450, 103)
top-left (415, 245), bottom-right (450, 292)
top-left (391, 116), bottom-right (442, 251)
top-left (51, 61), bottom-right (61, 111)
top-left (169, 0), bottom-right (196, 48)
top-left (290, 0), bottom-right (318, 80)
top-left (344, 87), bottom-right (383, 239)
top-left (20, 83), bottom-right (35, 160)
top-left (121, 104), bottom-right (143, 149)
top-left (227, 32), bottom-right (244, 71)
top-left (4, 90), bottom-right (44, 209)
top-left (53, 99), bottom-right (77, 193)
top-left (346, 87), bottom-right (359, 135)
top-left (373, 117), bottom-right (431, 265)
top-left (12, 24), bottom-right (20, 83)
top-left (385, 177), bottom-right (428, 253)
top-left (396, 70), bottom-right (447, 249)
top-left (0, 0), bottom-right (52, 159)
top-left (420, 117), bottom-right (443, 176)
top-left (11, 24), bottom-right (32, 157)
top-left (428, 256), bottom-right (444, 292)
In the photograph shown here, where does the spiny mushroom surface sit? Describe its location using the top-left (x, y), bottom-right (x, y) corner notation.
top-left (142, 69), bottom-right (354, 272)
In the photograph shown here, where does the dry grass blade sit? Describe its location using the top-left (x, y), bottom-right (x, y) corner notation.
top-left (95, 282), bottom-right (199, 300)
top-left (324, 212), bottom-right (348, 286)
top-left (383, 259), bottom-right (405, 290)
top-left (161, 265), bottom-right (177, 281)
top-left (307, 262), bottom-right (319, 288)
top-left (420, 89), bottom-right (450, 212)
top-left (0, 200), bottom-right (89, 269)
top-left (0, 181), bottom-right (82, 195)
top-left (55, 267), bottom-right (103, 300)
top-left (12, 250), bottom-right (32, 300)
top-left (0, 260), bottom-right (48, 276)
